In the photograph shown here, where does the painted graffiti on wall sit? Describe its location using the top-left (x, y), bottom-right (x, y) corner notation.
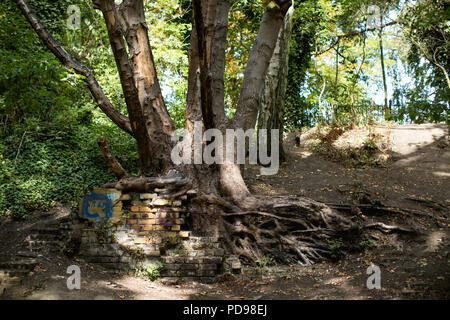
top-left (80, 189), bottom-right (121, 221)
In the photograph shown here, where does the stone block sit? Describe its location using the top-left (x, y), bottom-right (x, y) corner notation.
top-left (196, 270), bottom-right (216, 277)
top-left (171, 207), bottom-right (186, 212)
top-left (179, 231), bottom-right (191, 238)
top-left (120, 194), bottom-right (131, 201)
top-left (131, 225), bottom-right (143, 231)
top-left (200, 257), bottom-right (222, 264)
top-left (162, 270), bottom-right (179, 277)
top-left (140, 193), bottom-right (157, 199)
top-left (164, 264), bottom-right (181, 271)
top-left (144, 250), bottom-right (160, 257)
top-left (155, 212), bottom-right (179, 219)
top-left (223, 255), bottom-right (241, 274)
top-left (138, 219), bottom-right (155, 225)
top-left (184, 256), bottom-right (198, 263)
top-left (181, 263), bottom-right (199, 270)
top-left (161, 256), bottom-right (176, 264)
top-left (198, 263), bottom-right (217, 270)
top-left (152, 198), bottom-right (170, 206)
top-left (179, 270), bottom-right (196, 277)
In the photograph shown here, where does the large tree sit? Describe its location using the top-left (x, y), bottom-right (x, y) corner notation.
top-left (16, 0), bottom-right (356, 265)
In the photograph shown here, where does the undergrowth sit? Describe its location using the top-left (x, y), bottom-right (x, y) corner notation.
top-left (307, 125), bottom-right (387, 168)
top-left (0, 119), bottom-right (138, 219)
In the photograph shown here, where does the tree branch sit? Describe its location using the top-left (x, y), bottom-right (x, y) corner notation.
top-left (15, 0), bottom-right (133, 135)
top-left (319, 21), bottom-right (398, 56)
top-left (97, 138), bottom-right (128, 179)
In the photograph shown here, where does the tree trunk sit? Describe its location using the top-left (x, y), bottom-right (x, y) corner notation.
top-left (333, 38), bottom-right (340, 123)
top-left (257, 2), bottom-right (294, 163)
top-left (379, 13), bottom-right (389, 121)
top-left (116, 0), bottom-right (176, 172)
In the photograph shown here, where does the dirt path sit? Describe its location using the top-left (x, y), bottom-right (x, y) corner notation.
top-left (1, 124), bottom-right (449, 300)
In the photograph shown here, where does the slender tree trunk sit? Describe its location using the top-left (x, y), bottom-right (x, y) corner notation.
top-left (222, 2), bottom-right (292, 205)
top-left (333, 38), bottom-right (340, 123)
top-left (379, 14), bottom-right (389, 120)
top-left (257, 2), bottom-right (294, 163)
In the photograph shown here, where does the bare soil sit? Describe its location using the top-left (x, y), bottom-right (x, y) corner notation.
top-left (0, 123), bottom-right (448, 300)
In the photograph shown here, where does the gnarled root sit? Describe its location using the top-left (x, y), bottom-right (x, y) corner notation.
top-left (197, 194), bottom-right (359, 265)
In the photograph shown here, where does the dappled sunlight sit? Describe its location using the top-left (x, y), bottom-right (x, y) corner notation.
top-left (432, 171), bottom-right (450, 178)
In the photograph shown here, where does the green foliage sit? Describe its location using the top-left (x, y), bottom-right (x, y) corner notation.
top-left (329, 240), bottom-right (344, 260)
top-left (224, 0), bottom-right (263, 116)
top-left (135, 262), bottom-right (164, 281)
top-left (95, 218), bottom-right (114, 243)
top-left (0, 120), bottom-right (138, 219)
top-left (0, 0), bottom-right (187, 219)
top-left (144, 0), bottom-right (190, 128)
top-left (360, 234), bottom-right (377, 252)
top-left (284, 0), bottom-right (318, 130)
top-left (256, 255), bottom-right (274, 273)
top-left (398, 0), bottom-right (449, 124)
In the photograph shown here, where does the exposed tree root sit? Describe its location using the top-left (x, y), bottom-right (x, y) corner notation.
top-left (101, 171), bottom-right (191, 195)
top-left (191, 194), bottom-right (359, 265)
top-left (363, 222), bottom-right (416, 234)
top-left (100, 174), bottom-right (420, 266)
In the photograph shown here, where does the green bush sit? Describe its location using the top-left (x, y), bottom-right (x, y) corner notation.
top-left (0, 119), bottom-right (138, 219)
top-left (135, 262), bottom-right (164, 281)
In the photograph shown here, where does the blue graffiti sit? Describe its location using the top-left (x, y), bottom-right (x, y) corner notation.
top-left (82, 192), bottom-right (118, 220)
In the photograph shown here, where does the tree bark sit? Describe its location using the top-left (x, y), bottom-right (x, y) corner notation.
top-left (116, 0), bottom-right (175, 171)
top-left (95, 0), bottom-right (157, 175)
top-left (233, 1), bottom-right (292, 132)
top-left (257, 2), bottom-right (294, 163)
top-left (97, 138), bottom-right (128, 179)
top-left (379, 13), bottom-right (389, 120)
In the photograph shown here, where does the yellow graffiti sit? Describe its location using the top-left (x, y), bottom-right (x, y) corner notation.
top-left (87, 200), bottom-right (107, 218)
